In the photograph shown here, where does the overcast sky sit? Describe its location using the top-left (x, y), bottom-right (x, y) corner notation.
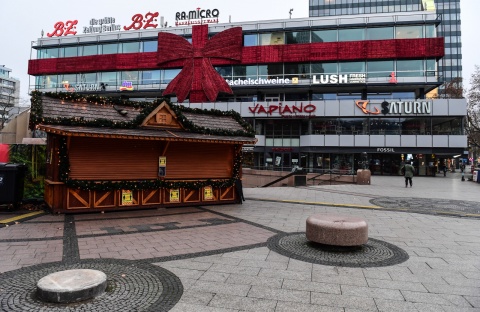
top-left (0, 0), bottom-right (478, 100)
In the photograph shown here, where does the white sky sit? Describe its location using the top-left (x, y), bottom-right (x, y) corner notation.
top-left (0, 0), bottom-right (478, 101)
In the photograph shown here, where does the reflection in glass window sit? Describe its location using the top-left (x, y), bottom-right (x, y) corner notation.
top-left (101, 43), bottom-right (118, 54)
top-left (311, 62), bottom-right (337, 74)
top-left (99, 72), bottom-right (118, 85)
top-left (397, 60), bottom-right (423, 77)
top-left (339, 62), bottom-right (365, 73)
top-left (40, 48), bottom-right (59, 59)
top-left (425, 24), bottom-right (435, 38)
top-left (215, 66), bottom-right (233, 79)
top-left (259, 32), bottom-right (284, 45)
top-left (234, 65), bottom-right (257, 79)
top-left (396, 25), bottom-right (422, 38)
top-left (141, 70), bottom-right (160, 84)
top-left (339, 28), bottom-right (364, 41)
top-left (121, 42), bottom-right (140, 53)
top-left (120, 71), bottom-right (139, 84)
top-left (78, 73), bottom-right (97, 84)
top-left (426, 59), bottom-right (436, 76)
top-left (164, 69), bottom-right (181, 83)
top-left (312, 29), bottom-right (337, 42)
top-left (285, 31), bottom-right (310, 44)
top-left (61, 74), bottom-right (77, 85)
top-left (243, 34), bottom-right (258, 46)
top-left (285, 63), bottom-right (309, 78)
top-left (367, 60), bottom-right (394, 78)
top-left (41, 75), bottom-right (59, 88)
top-left (366, 27), bottom-right (393, 40)
top-left (82, 45), bottom-right (98, 56)
top-left (143, 41), bottom-right (157, 52)
top-left (62, 47), bottom-right (77, 58)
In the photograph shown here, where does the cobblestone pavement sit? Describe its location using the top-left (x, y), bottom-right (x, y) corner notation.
top-left (1, 174), bottom-right (480, 311)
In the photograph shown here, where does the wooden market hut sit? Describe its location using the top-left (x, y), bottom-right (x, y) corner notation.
top-left (29, 92), bottom-right (256, 213)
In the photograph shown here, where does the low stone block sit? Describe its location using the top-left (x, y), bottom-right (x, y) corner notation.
top-left (306, 214), bottom-right (368, 246)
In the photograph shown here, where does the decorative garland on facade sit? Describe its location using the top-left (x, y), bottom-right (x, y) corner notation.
top-left (29, 91), bottom-right (255, 137)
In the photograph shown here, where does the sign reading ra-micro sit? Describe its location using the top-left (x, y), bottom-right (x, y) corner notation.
top-left (175, 8), bottom-right (219, 26)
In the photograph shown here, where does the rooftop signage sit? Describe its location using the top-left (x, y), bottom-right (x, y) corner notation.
top-left (226, 78), bottom-right (292, 86)
top-left (175, 8), bottom-right (219, 26)
top-left (83, 17), bottom-right (121, 34)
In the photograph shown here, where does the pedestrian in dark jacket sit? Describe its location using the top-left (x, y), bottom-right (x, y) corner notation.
top-left (402, 162), bottom-right (415, 187)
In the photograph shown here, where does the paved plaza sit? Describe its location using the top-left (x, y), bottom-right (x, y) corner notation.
top-left (1, 172), bottom-right (480, 311)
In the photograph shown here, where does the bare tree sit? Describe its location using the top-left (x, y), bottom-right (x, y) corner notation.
top-left (0, 87), bottom-right (15, 129)
top-left (466, 65), bottom-right (480, 154)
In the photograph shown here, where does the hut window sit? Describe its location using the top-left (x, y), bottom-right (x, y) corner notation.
top-left (156, 113), bottom-right (169, 124)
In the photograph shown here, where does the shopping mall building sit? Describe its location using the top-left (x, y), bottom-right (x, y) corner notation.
top-left (28, 7), bottom-right (467, 176)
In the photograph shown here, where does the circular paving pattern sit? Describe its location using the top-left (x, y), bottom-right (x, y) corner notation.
top-left (268, 232), bottom-right (409, 268)
top-left (371, 197), bottom-right (480, 215)
top-left (0, 259), bottom-right (182, 312)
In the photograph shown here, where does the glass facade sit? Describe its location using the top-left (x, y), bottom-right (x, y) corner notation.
top-left (309, 0), bottom-right (462, 90)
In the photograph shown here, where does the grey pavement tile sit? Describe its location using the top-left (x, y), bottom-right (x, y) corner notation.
top-left (275, 301), bottom-right (344, 312)
top-left (259, 267), bottom-right (311, 281)
top-left (156, 259), bottom-right (213, 271)
top-left (282, 279), bottom-right (341, 294)
top-left (208, 293), bottom-right (277, 312)
top-left (366, 278), bottom-right (428, 292)
top-left (194, 254), bottom-right (243, 266)
top-left (401, 290), bottom-right (473, 307)
top-left (170, 302), bottom-right (238, 312)
top-left (444, 276), bottom-right (480, 287)
top-left (247, 285), bottom-right (310, 303)
top-left (209, 263), bottom-right (261, 276)
top-left (422, 283), bottom-right (480, 296)
top-left (341, 285), bottom-right (404, 301)
top-left (239, 259), bottom-right (288, 270)
top-left (312, 271), bottom-right (368, 287)
top-left (412, 302), bottom-right (446, 312)
top-left (362, 269), bottom-right (392, 280)
top-left (310, 292), bottom-right (378, 311)
top-left (265, 251), bottom-right (290, 263)
top-left (374, 298), bottom-right (419, 312)
top-left (200, 271), bottom-right (231, 283)
top-left (286, 258), bottom-right (313, 272)
top-left (222, 250), bottom-right (268, 261)
top-left (159, 266), bottom-right (205, 280)
top-left (190, 280), bottom-right (251, 297)
top-left (225, 274), bottom-right (283, 288)
top-left (465, 296), bottom-right (480, 308)
top-left (179, 290), bottom-right (215, 305)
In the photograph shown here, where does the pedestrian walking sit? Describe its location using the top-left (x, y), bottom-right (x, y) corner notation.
top-left (401, 162), bottom-right (415, 187)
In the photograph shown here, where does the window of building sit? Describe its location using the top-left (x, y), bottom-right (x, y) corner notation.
top-left (82, 45), bottom-right (98, 56)
top-left (339, 62), bottom-right (365, 74)
top-left (61, 46), bottom-right (78, 58)
top-left (259, 32), bottom-right (284, 45)
top-left (311, 62), bottom-right (337, 74)
top-left (366, 27), bottom-right (394, 40)
top-left (164, 69), bottom-right (181, 83)
top-left (396, 60), bottom-right (423, 77)
top-left (99, 72), bottom-right (118, 85)
top-left (367, 60), bottom-right (394, 78)
top-left (234, 65), bottom-right (257, 79)
top-left (141, 70), bottom-right (160, 84)
top-left (311, 29), bottom-right (337, 42)
top-left (285, 31), bottom-right (310, 44)
top-left (100, 43), bottom-right (118, 55)
top-left (284, 63), bottom-right (310, 78)
top-left (396, 25), bottom-right (423, 39)
top-left (121, 42), bottom-right (140, 53)
top-left (339, 28), bottom-right (365, 41)
top-left (143, 41), bottom-right (157, 52)
top-left (243, 34), bottom-right (258, 46)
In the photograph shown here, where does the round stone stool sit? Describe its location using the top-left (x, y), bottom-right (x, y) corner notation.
top-left (306, 214), bottom-right (368, 246)
top-left (37, 269), bottom-right (107, 303)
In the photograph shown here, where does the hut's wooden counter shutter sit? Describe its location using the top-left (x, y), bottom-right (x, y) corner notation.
top-left (68, 138), bottom-right (234, 180)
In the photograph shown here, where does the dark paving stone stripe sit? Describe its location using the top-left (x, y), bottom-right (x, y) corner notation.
top-left (198, 207), bottom-right (285, 234)
top-left (0, 259), bottom-right (183, 312)
top-left (147, 242), bottom-right (269, 263)
top-left (267, 232), bottom-right (409, 268)
top-left (63, 214), bottom-right (79, 264)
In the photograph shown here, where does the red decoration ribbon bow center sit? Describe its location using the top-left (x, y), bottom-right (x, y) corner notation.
top-left (157, 25), bottom-right (243, 103)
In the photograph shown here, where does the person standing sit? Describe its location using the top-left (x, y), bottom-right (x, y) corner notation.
top-left (402, 162), bottom-right (415, 187)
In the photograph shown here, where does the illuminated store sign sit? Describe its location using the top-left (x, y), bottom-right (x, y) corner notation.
top-left (355, 100), bottom-right (432, 115)
top-left (248, 103), bottom-right (316, 116)
top-left (175, 8), bottom-right (219, 26)
top-left (63, 82), bottom-right (100, 92)
top-left (226, 78), bottom-right (291, 86)
top-left (312, 74), bottom-right (366, 84)
top-left (119, 81), bottom-right (134, 91)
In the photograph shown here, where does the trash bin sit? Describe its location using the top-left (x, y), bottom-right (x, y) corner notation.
top-left (294, 175), bottom-right (307, 186)
top-left (0, 163), bottom-right (27, 206)
top-left (477, 170), bottom-right (480, 183)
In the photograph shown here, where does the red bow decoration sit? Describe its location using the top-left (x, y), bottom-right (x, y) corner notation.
top-left (157, 25), bottom-right (243, 103)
